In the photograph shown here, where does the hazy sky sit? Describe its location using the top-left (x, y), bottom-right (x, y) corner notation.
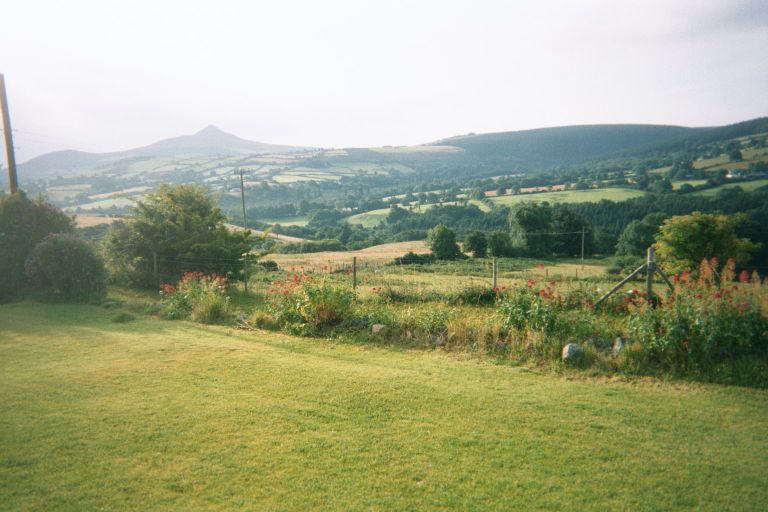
top-left (2, 0), bottom-right (767, 162)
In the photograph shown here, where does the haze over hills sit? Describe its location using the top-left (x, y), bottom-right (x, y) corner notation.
top-left (17, 117), bottom-right (768, 182)
top-left (18, 125), bottom-right (314, 179)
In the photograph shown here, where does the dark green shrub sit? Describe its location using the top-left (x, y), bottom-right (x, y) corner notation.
top-left (112, 312), bottom-right (136, 323)
top-left (0, 192), bottom-right (73, 302)
top-left (257, 260), bottom-right (279, 271)
top-left (449, 286), bottom-right (498, 306)
top-left (277, 239), bottom-right (347, 254)
top-left (392, 251), bottom-right (435, 265)
top-left (24, 234), bottom-right (107, 303)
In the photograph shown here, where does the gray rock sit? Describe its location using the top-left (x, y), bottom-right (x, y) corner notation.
top-left (612, 336), bottom-right (624, 355)
top-left (371, 324), bottom-right (387, 335)
top-left (561, 343), bottom-right (584, 362)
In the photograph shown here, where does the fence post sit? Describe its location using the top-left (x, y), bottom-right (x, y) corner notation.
top-left (646, 246), bottom-right (655, 299)
top-left (352, 256), bottom-right (357, 290)
top-left (492, 257), bottom-right (498, 289)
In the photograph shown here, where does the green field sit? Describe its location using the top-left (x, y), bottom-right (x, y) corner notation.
top-left (1, 302), bottom-right (767, 510)
top-left (490, 188), bottom-right (647, 206)
top-left (693, 179), bottom-right (768, 196)
top-left (346, 207), bottom-right (390, 227)
top-left (672, 179), bottom-right (707, 189)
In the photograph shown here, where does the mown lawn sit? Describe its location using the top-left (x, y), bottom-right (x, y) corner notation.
top-left (1, 303), bottom-right (767, 510)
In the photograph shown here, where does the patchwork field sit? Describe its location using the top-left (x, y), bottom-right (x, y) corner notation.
top-left (693, 178), bottom-right (768, 196)
top-left (490, 188), bottom-right (647, 206)
top-left (270, 240), bottom-right (431, 270)
top-left (1, 303), bottom-right (767, 510)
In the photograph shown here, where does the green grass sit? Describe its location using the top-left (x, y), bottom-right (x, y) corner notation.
top-left (1, 302), bottom-right (767, 510)
top-left (490, 188), bottom-right (646, 206)
top-left (346, 208), bottom-right (390, 227)
top-left (693, 178), bottom-right (768, 196)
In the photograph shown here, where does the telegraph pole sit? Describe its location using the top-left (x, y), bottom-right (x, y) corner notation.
top-left (237, 168), bottom-right (249, 293)
top-left (0, 74), bottom-right (18, 193)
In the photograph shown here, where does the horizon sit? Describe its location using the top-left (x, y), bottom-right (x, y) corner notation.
top-left (15, 116), bottom-right (768, 165)
top-left (1, 0), bottom-right (767, 162)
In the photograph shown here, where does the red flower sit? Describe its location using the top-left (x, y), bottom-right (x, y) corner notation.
top-left (739, 270), bottom-right (750, 284)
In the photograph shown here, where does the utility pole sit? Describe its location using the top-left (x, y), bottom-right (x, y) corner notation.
top-left (0, 74), bottom-right (18, 193)
top-left (237, 168), bottom-right (249, 293)
top-left (580, 226), bottom-right (585, 270)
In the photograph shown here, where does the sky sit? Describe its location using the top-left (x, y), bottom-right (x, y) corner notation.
top-left (1, 0), bottom-right (767, 163)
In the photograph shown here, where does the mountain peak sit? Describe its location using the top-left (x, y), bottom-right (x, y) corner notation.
top-left (196, 125), bottom-right (227, 136)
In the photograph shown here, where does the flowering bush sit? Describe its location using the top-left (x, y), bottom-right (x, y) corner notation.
top-left (264, 273), bottom-right (354, 334)
top-left (498, 280), bottom-right (562, 334)
top-left (623, 259), bottom-right (768, 385)
top-left (160, 272), bottom-right (230, 323)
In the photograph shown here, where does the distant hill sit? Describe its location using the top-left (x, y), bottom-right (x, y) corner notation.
top-left (18, 117), bottom-right (768, 182)
top-left (19, 126), bottom-right (313, 179)
top-left (421, 117), bottom-right (768, 174)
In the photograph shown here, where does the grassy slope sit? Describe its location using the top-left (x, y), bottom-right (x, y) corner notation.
top-left (1, 303), bottom-right (767, 511)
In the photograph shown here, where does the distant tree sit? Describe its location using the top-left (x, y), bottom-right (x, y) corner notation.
top-left (469, 188), bottom-right (485, 200)
top-left (307, 208), bottom-right (346, 227)
top-left (647, 177), bottom-right (673, 194)
top-left (551, 208), bottom-right (591, 256)
top-left (654, 212), bottom-right (759, 274)
top-left (496, 186), bottom-right (507, 196)
top-left (464, 231), bottom-right (488, 258)
top-left (726, 141), bottom-right (743, 162)
top-left (616, 213), bottom-right (667, 257)
top-left (574, 180), bottom-right (590, 190)
top-left (387, 205), bottom-right (410, 224)
top-left (427, 224), bottom-right (463, 260)
top-left (102, 184), bottom-right (252, 288)
top-left (488, 231), bottom-right (513, 257)
top-left (509, 203), bottom-right (553, 257)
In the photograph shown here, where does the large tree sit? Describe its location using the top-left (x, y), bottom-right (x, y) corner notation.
top-left (427, 224), bottom-right (463, 260)
top-left (550, 207), bottom-right (592, 256)
top-left (102, 184), bottom-right (252, 287)
top-left (654, 212), bottom-right (759, 274)
top-left (464, 231), bottom-right (488, 258)
top-left (616, 213), bottom-right (667, 257)
top-left (509, 203), bottom-right (553, 257)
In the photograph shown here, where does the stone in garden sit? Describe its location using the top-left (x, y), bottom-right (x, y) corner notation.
top-left (561, 343), bottom-right (584, 362)
top-left (371, 324), bottom-right (387, 335)
top-left (612, 336), bottom-right (624, 355)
